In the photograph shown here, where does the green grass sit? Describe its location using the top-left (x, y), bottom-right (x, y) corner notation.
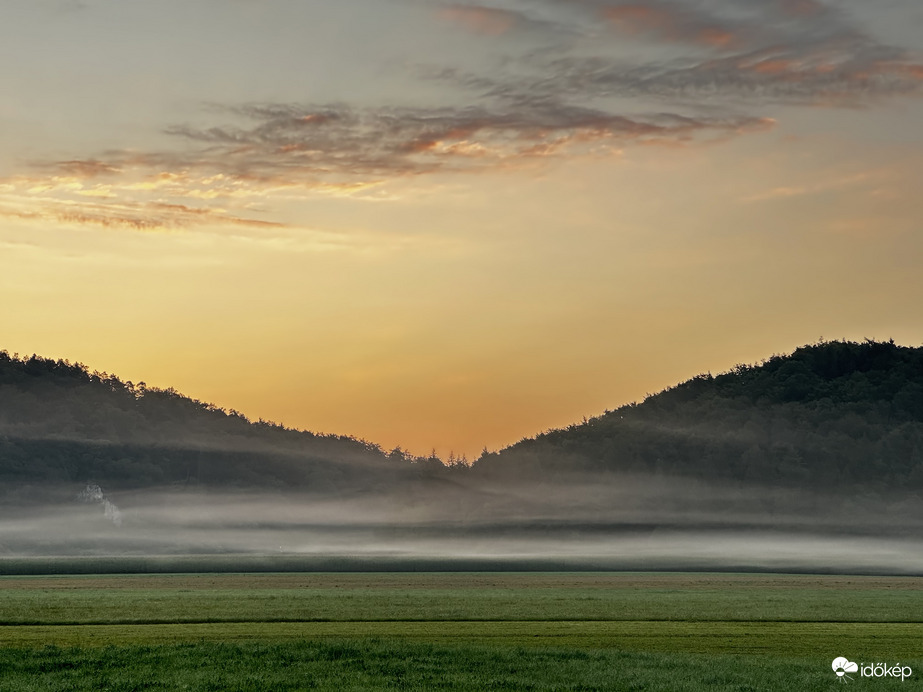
top-left (2, 572), bottom-right (921, 625)
top-left (2, 573), bottom-right (922, 690)
top-left (1, 641), bottom-right (920, 691)
top-left (3, 620), bottom-right (923, 657)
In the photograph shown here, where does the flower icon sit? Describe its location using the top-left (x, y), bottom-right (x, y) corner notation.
top-left (832, 657), bottom-right (858, 683)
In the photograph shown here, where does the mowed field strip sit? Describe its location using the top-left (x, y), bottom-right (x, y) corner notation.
top-left (2, 572), bottom-right (922, 656)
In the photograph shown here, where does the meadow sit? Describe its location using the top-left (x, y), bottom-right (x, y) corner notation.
top-left (1, 572), bottom-right (921, 690)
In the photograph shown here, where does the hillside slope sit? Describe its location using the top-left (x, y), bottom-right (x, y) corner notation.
top-left (4, 340), bottom-right (923, 499)
top-left (0, 352), bottom-right (439, 493)
top-left (474, 340), bottom-right (923, 493)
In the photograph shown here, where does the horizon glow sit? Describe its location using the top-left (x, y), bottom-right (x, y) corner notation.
top-left (2, 0), bottom-right (923, 457)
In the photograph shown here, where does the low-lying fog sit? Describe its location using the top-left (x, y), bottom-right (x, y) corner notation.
top-left (2, 476), bottom-right (921, 574)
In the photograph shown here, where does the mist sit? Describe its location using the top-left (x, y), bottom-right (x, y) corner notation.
top-left (2, 475), bottom-right (921, 575)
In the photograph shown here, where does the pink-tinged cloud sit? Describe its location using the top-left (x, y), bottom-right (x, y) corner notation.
top-left (44, 159), bottom-right (122, 178)
top-left (439, 5), bottom-right (519, 36)
top-left (163, 102), bottom-right (774, 179)
top-left (853, 61), bottom-right (923, 83)
top-left (0, 167), bottom-right (287, 232)
top-left (741, 170), bottom-right (882, 203)
top-left (0, 98), bottom-right (776, 234)
top-left (603, 3), bottom-right (739, 49)
top-left (0, 197), bottom-right (283, 232)
top-left (749, 59), bottom-right (795, 75)
top-left (776, 0), bottom-right (825, 17)
top-left (510, 29), bottom-right (923, 109)
top-left (718, 46), bottom-right (923, 103)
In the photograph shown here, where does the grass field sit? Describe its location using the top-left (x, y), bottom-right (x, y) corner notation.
top-left (1, 572), bottom-right (921, 690)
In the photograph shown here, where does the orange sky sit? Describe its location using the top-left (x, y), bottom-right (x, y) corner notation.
top-left (2, 0), bottom-right (923, 457)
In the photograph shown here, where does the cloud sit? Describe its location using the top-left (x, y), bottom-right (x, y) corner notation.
top-left (6, 0), bottom-right (920, 234)
top-left (740, 171), bottom-right (879, 203)
top-left (0, 160), bottom-right (294, 232)
top-left (0, 195), bottom-right (284, 232)
top-left (1, 95), bottom-right (773, 233)
top-left (461, 35), bottom-right (923, 109)
top-left (430, 0), bottom-right (923, 106)
top-left (776, 0), bottom-right (825, 18)
top-left (438, 5), bottom-right (521, 35)
top-left (164, 101), bottom-right (772, 176)
top-left (689, 43), bottom-right (923, 106)
top-left (44, 159), bottom-right (123, 178)
top-left (602, 3), bottom-right (741, 49)
top-left (0, 104), bottom-right (749, 234)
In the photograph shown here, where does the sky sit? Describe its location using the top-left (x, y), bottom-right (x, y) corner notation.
top-left (2, 0), bottom-right (923, 459)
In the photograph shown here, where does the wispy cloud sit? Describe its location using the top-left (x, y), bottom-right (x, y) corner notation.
top-left (527, 41), bottom-right (923, 107)
top-left (775, 0), bottom-right (826, 18)
top-left (432, 0), bottom-right (923, 106)
top-left (438, 4), bottom-right (521, 35)
top-left (5, 0), bottom-right (921, 233)
top-left (740, 171), bottom-right (880, 203)
top-left (0, 195), bottom-right (283, 233)
top-left (166, 101), bottom-right (772, 173)
top-left (1, 99), bottom-right (772, 231)
top-left (601, 2), bottom-right (741, 49)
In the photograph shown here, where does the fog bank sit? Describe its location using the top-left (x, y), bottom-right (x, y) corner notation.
top-left (1, 476), bottom-right (921, 574)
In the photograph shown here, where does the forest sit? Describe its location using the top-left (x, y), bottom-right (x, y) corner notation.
top-left (0, 350), bottom-right (443, 497)
top-left (475, 339), bottom-right (923, 492)
top-left (2, 339), bottom-right (922, 499)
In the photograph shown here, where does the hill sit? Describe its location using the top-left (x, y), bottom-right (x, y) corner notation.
top-left (473, 340), bottom-right (923, 493)
top-left (3, 340), bottom-right (923, 500)
top-left (2, 340), bottom-right (923, 562)
top-left (0, 351), bottom-right (444, 496)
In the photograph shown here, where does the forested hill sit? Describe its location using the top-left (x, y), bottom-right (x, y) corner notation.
top-left (474, 340), bottom-right (923, 492)
top-left (4, 340), bottom-right (923, 496)
top-left (0, 352), bottom-right (440, 492)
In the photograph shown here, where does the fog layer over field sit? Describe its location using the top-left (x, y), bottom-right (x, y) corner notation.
top-left (2, 477), bottom-right (921, 574)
